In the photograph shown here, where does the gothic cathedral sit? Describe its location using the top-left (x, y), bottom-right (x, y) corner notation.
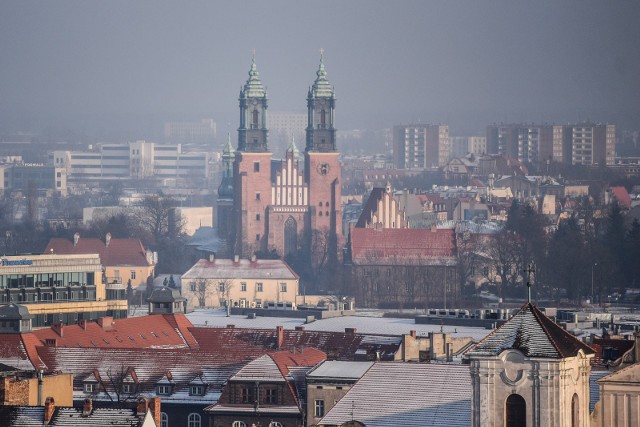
top-left (218, 55), bottom-right (341, 262)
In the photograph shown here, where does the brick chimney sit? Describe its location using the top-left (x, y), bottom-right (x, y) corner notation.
top-left (79, 319), bottom-right (88, 330)
top-left (82, 398), bottom-right (93, 417)
top-left (136, 397), bottom-right (148, 416)
top-left (44, 397), bottom-right (55, 424)
top-left (51, 323), bottom-right (64, 338)
top-left (148, 397), bottom-right (161, 427)
top-left (97, 317), bottom-right (114, 330)
top-left (276, 325), bottom-right (284, 349)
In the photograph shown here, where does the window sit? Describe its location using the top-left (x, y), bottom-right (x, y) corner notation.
top-left (256, 234), bottom-right (260, 241)
top-left (315, 399), bottom-right (325, 417)
top-left (160, 413), bottom-right (168, 427)
top-left (130, 271), bottom-right (136, 280)
top-left (280, 283), bottom-right (287, 293)
top-left (269, 423), bottom-right (283, 427)
top-left (265, 388), bottom-right (277, 404)
top-left (240, 282), bottom-right (247, 292)
top-left (256, 283), bottom-right (263, 292)
top-left (190, 283), bottom-right (196, 292)
top-left (256, 192), bottom-right (261, 200)
top-left (187, 413), bottom-right (201, 427)
top-left (190, 385), bottom-right (205, 396)
top-left (219, 283), bottom-right (225, 292)
top-left (256, 213), bottom-right (261, 221)
top-left (84, 383), bottom-right (96, 393)
top-left (123, 383), bottom-right (135, 393)
top-left (241, 387), bottom-right (255, 403)
top-left (254, 162), bottom-right (260, 172)
top-left (505, 394), bottom-right (526, 427)
top-left (232, 422), bottom-right (246, 427)
top-left (157, 385), bottom-right (171, 395)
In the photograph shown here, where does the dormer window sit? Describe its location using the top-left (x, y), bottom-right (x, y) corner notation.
top-left (84, 382), bottom-right (97, 393)
top-left (190, 385), bottom-right (205, 396)
top-left (157, 385), bottom-right (172, 395)
top-left (123, 383), bottom-right (135, 394)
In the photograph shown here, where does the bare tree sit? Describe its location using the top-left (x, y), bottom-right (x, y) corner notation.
top-left (192, 278), bottom-right (212, 307)
top-left (214, 278), bottom-right (235, 308)
top-left (100, 365), bottom-right (141, 405)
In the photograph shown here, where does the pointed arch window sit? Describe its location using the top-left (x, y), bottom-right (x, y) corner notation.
top-left (320, 109), bottom-right (326, 128)
top-left (284, 217), bottom-right (297, 257)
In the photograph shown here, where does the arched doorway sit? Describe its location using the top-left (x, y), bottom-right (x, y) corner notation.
top-left (571, 393), bottom-right (579, 427)
top-left (284, 217), bottom-right (297, 256)
top-left (505, 394), bottom-right (526, 427)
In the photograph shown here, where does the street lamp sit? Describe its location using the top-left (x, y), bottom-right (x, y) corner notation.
top-left (591, 262), bottom-right (598, 305)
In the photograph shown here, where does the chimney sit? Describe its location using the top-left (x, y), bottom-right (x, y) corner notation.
top-left (149, 397), bottom-right (161, 427)
top-left (52, 323), bottom-right (64, 338)
top-left (250, 254), bottom-right (256, 263)
top-left (276, 326), bottom-right (284, 349)
top-left (97, 317), bottom-right (114, 330)
top-left (136, 397), bottom-right (148, 416)
top-left (209, 254), bottom-right (215, 263)
top-left (227, 324), bottom-right (235, 329)
top-left (44, 397), bottom-right (55, 424)
top-left (44, 338), bottom-right (57, 347)
top-left (233, 254), bottom-right (240, 263)
top-left (410, 330), bottom-right (417, 339)
top-left (79, 320), bottom-right (88, 330)
top-left (82, 398), bottom-right (93, 417)
top-left (345, 327), bottom-right (357, 334)
top-left (73, 232), bottom-right (80, 246)
top-left (105, 232), bottom-right (111, 247)
top-left (294, 326), bottom-right (305, 331)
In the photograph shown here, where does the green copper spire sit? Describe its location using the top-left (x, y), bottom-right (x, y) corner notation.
top-left (311, 50), bottom-right (334, 98)
top-left (242, 56), bottom-right (266, 98)
top-left (286, 133), bottom-right (300, 160)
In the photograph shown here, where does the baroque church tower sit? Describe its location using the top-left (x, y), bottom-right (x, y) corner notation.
top-left (233, 58), bottom-right (272, 255)
top-left (305, 54), bottom-right (342, 261)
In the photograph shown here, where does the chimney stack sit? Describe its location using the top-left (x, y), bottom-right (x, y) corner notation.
top-left (73, 232), bottom-right (80, 246)
top-left (52, 323), bottom-right (64, 338)
top-left (136, 397), bottom-right (148, 416)
top-left (276, 326), bottom-right (284, 349)
top-left (209, 254), bottom-right (215, 263)
top-left (234, 254), bottom-right (240, 263)
top-left (97, 317), bottom-right (114, 330)
top-left (44, 397), bottom-right (55, 424)
top-left (149, 397), bottom-right (161, 427)
top-left (105, 232), bottom-right (111, 247)
top-left (410, 330), bottom-right (417, 339)
top-left (82, 398), bottom-right (93, 417)
top-left (79, 319), bottom-right (88, 330)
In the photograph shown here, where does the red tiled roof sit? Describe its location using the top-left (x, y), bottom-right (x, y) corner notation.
top-left (271, 347), bottom-right (326, 377)
top-left (44, 237), bottom-right (151, 267)
top-left (32, 314), bottom-right (197, 350)
top-left (0, 334), bottom-right (44, 370)
top-left (350, 227), bottom-right (456, 264)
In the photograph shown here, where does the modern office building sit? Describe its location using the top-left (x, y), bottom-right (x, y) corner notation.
top-left (51, 141), bottom-right (212, 185)
top-left (0, 164), bottom-right (67, 196)
top-left (393, 124), bottom-right (450, 169)
top-left (0, 254), bottom-right (128, 327)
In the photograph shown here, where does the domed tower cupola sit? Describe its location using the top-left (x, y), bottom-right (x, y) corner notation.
top-left (0, 303), bottom-right (32, 333)
top-left (147, 286), bottom-right (186, 315)
top-left (306, 50), bottom-right (336, 152)
top-left (218, 133), bottom-right (236, 199)
top-left (238, 54), bottom-right (269, 152)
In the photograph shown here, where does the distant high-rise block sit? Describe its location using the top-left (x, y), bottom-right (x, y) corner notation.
top-left (393, 124), bottom-right (449, 169)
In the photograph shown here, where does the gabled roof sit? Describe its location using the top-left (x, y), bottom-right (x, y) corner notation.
top-left (319, 362), bottom-right (471, 427)
top-left (32, 314), bottom-right (198, 350)
top-left (0, 333), bottom-right (44, 371)
top-left (45, 237), bottom-right (152, 267)
top-left (182, 258), bottom-right (299, 281)
top-left (597, 361), bottom-right (640, 384)
top-left (350, 227), bottom-right (456, 265)
top-left (465, 303), bottom-right (595, 359)
top-left (230, 354), bottom-right (286, 383)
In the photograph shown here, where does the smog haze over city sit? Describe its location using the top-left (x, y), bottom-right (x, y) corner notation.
top-left (1, 0), bottom-right (639, 139)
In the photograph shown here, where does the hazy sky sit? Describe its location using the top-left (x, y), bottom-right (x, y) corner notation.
top-left (1, 0), bottom-right (639, 137)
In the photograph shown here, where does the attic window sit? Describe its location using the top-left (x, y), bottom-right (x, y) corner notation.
top-left (157, 385), bottom-right (172, 395)
top-left (123, 383), bottom-right (135, 394)
top-left (84, 383), bottom-right (97, 393)
top-left (151, 332), bottom-right (158, 338)
top-left (115, 336), bottom-right (123, 342)
top-left (189, 385), bottom-right (205, 396)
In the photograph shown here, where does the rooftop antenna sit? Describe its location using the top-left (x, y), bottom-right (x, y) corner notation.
top-left (523, 265), bottom-right (535, 303)
top-left (251, 47), bottom-right (256, 62)
top-left (320, 47), bottom-right (325, 62)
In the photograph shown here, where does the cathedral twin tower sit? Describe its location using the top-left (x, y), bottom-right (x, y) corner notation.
top-left (217, 56), bottom-right (341, 262)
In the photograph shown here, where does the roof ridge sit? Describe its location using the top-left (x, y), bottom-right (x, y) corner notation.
top-left (530, 303), bottom-right (595, 357)
top-left (464, 303), bottom-right (529, 355)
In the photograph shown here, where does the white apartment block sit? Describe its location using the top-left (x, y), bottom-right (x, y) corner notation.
top-left (52, 141), bottom-right (211, 184)
top-left (393, 124), bottom-right (450, 169)
top-left (571, 124), bottom-right (615, 166)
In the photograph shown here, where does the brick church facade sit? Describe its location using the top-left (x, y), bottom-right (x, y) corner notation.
top-left (218, 56), bottom-right (341, 261)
